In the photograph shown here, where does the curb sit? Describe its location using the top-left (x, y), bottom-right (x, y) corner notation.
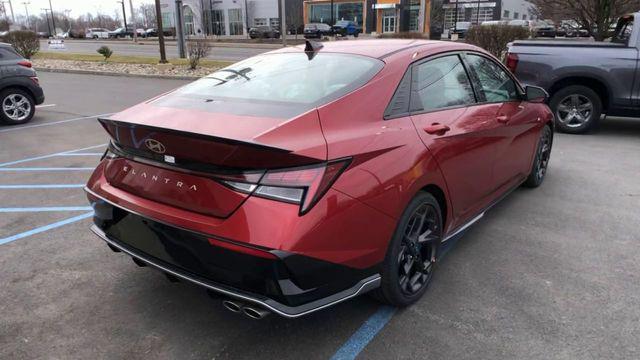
top-left (34, 67), bottom-right (200, 81)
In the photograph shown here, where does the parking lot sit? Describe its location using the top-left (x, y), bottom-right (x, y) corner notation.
top-left (1, 72), bottom-right (639, 359)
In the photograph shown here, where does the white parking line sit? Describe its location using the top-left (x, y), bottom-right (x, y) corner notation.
top-left (0, 143), bottom-right (107, 167)
top-left (0, 113), bottom-right (114, 133)
top-left (35, 104), bottom-right (57, 109)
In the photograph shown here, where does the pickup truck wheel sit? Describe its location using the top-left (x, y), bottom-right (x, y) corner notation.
top-left (550, 85), bottom-right (601, 134)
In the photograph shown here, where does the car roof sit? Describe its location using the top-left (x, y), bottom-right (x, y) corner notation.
top-left (270, 39), bottom-right (479, 60)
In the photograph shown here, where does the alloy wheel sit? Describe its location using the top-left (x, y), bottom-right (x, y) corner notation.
top-left (535, 128), bottom-right (552, 180)
top-left (3, 94), bottom-right (31, 122)
top-left (556, 94), bottom-right (593, 128)
top-left (397, 203), bottom-right (441, 296)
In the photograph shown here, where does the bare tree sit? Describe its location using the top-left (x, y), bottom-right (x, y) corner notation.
top-left (530, 0), bottom-right (640, 41)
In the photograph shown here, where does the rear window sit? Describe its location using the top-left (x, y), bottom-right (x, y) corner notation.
top-left (171, 53), bottom-right (382, 113)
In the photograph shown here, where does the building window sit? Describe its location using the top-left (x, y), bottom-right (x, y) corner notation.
top-left (503, 10), bottom-right (509, 19)
top-left (522, 14), bottom-right (527, 20)
top-left (228, 8), bottom-right (244, 35)
top-left (254, 18), bottom-right (267, 27)
top-left (408, 0), bottom-right (421, 32)
top-left (444, 7), bottom-right (465, 30)
top-left (514, 12), bottom-right (519, 19)
top-left (382, 9), bottom-right (396, 33)
top-left (308, 2), bottom-right (363, 27)
top-left (270, 18), bottom-right (280, 28)
top-left (183, 6), bottom-right (195, 35)
top-left (471, 6), bottom-right (494, 24)
top-left (162, 12), bottom-right (173, 28)
top-left (211, 9), bottom-right (225, 35)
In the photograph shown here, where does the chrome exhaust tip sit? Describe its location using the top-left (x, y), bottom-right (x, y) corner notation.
top-left (242, 306), bottom-right (270, 320)
top-left (222, 299), bottom-right (243, 313)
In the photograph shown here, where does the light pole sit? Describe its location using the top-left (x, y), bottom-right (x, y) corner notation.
top-left (41, 8), bottom-right (51, 36)
top-left (22, 1), bottom-right (29, 30)
top-left (117, 0), bottom-right (127, 30)
top-left (154, 0), bottom-right (167, 63)
top-left (48, 0), bottom-right (55, 35)
top-left (280, 0), bottom-right (286, 46)
top-left (5, 0), bottom-right (14, 22)
top-left (175, 0), bottom-right (185, 58)
top-left (129, 0), bottom-right (137, 42)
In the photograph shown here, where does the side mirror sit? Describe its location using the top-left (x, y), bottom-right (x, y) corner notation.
top-left (525, 86), bottom-right (548, 103)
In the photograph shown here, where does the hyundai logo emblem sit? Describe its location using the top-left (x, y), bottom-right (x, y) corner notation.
top-left (144, 138), bottom-right (166, 154)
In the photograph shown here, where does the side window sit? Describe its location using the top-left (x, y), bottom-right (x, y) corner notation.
top-left (410, 55), bottom-right (475, 112)
top-left (384, 69), bottom-right (412, 118)
top-left (466, 54), bottom-right (519, 102)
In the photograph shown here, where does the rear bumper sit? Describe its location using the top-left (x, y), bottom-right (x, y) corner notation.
top-left (88, 194), bottom-right (381, 318)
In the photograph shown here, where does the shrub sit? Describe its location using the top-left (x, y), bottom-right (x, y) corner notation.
top-left (186, 40), bottom-right (211, 70)
top-left (377, 32), bottom-right (429, 39)
top-left (465, 25), bottom-right (531, 59)
top-left (5, 31), bottom-right (39, 59)
top-left (97, 46), bottom-right (113, 61)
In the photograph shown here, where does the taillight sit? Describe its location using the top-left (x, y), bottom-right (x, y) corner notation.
top-left (220, 159), bottom-right (350, 214)
top-left (18, 60), bottom-right (32, 68)
top-left (506, 52), bottom-right (519, 74)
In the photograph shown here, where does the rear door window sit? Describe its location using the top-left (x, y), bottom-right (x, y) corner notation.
top-left (409, 55), bottom-right (476, 112)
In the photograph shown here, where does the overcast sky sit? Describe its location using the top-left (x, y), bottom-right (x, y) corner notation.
top-left (12, 0), bottom-right (154, 18)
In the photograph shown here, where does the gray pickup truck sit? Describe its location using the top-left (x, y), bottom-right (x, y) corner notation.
top-left (507, 14), bottom-right (638, 133)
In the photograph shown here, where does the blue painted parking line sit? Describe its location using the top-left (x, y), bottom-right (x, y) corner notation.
top-left (0, 143), bottom-right (107, 167)
top-left (0, 167), bottom-right (95, 172)
top-left (0, 184), bottom-right (85, 189)
top-left (331, 306), bottom-right (397, 360)
top-left (0, 206), bottom-right (93, 213)
top-left (0, 211), bottom-right (94, 246)
top-left (57, 153), bottom-right (104, 156)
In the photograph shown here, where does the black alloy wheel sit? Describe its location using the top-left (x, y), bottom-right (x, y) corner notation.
top-left (524, 125), bottom-right (553, 188)
top-left (372, 192), bottom-right (443, 306)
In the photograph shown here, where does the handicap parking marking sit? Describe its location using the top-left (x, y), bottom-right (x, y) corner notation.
top-left (330, 306), bottom-right (397, 360)
top-left (0, 211), bottom-right (94, 246)
top-left (0, 143), bottom-right (107, 167)
top-left (0, 113), bottom-right (114, 134)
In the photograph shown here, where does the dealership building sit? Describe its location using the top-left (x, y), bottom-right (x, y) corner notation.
top-left (159, 0), bottom-right (303, 37)
top-left (303, 0), bottom-right (432, 35)
top-left (442, 0), bottom-right (536, 29)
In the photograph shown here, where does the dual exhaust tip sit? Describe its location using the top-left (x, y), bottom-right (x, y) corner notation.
top-left (222, 299), bottom-right (270, 320)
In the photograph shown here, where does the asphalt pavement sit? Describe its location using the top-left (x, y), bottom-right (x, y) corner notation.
top-left (40, 39), bottom-right (271, 62)
top-left (0, 72), bottom-right (639, 359)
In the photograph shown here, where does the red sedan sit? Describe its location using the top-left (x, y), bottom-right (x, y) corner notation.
top-left (86, 40), bottom-right (554, 319)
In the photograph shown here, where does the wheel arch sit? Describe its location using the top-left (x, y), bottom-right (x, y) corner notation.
top-left (420, 184), bottom-right (449, 233)
top-left (548, 76), bottom-right (610, 112)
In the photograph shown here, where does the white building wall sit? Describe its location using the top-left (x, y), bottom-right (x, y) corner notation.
top-left (501, 0), bottom-right (536, 20)
top-left (249, 0), bottom-right (280, 27)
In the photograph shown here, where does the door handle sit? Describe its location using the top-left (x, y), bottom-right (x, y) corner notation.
top-left (424, 123), bottom-right (451, 135)
top-left (496, 115), bottom-right (510, 123)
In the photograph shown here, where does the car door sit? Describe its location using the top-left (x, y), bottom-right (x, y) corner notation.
top-left (464, 53), bottom-right (541, 188)
top-left (408, 54), bottom-right (505, 225)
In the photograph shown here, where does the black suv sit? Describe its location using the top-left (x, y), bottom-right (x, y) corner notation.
top-left (0, 43), bottom-right (44, 125)
top-left (249, 26), bottom-right (281, 39)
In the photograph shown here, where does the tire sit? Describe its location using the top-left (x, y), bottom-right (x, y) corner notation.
top-left (354, 31), bottom-right (359, 38)
top-left (523, 125), bottom-right (553, 188)
top-left (549, 85), bottom-right (602, 134)
top-left (93, 35), bottom-right (99, 39)
top-left (0, 88), bottom-right (35, 125)
top-left (372, 192), bottom-right (443, 307)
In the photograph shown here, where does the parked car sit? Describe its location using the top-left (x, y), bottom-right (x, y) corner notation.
top-left (108, 27), bottom-right (134, 38)
top-left (248, 25), bottom-right (280, 39)
top-left (144, 28), bottom-right (174, 37)
top-left (86, 39), bottom-right (554, 318)
top-left (480, 20), bottom-right (509, 26)
top-left (36, 31), bottom-right (50, 38)
top-left (449, 21), bottom-right (472, 39)
top-left (86, 28), bottom-right (110, 39)
top-left (332, 20), bottom-right (360, 37)
top-left (0, 43), bottom-right (45, 125)
top-left (507, 13), bottom-right (639, 134)
top-left (508, 19), bottom-right (533, 32)
top-left (533, 21), bottom-right (556, 37)
top-left (303, 23), bottom-right (333, 38)
top-left (555, 26), bottom-right (567, 37)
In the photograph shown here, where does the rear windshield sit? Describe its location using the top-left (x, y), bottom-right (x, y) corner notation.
top-left (165, 53), bottom-right (383, 117)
